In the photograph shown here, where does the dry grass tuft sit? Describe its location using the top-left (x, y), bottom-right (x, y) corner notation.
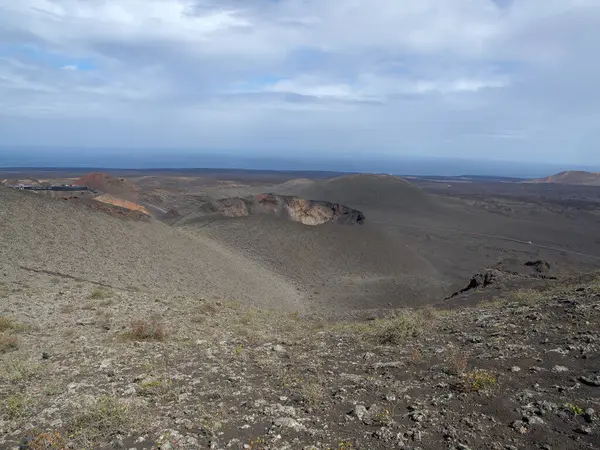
top-left (127, 319), bottom-right (166, 341)
top-left (505, 288), bottom-right (545, 305)
top-left (410, 348), bottom-right (423, 364)
top-left (0, 316), bottom-right (26, 333)
top-left (338, 308), bottom-right (437, 345)
top-left (370, 312), bottom-right (430, 345)
top-left (0, 359), bottom-right (41, 382)
top-left (0, 316), bottom-right (25, 354)
top-left (0, 334), bottom-right (19, 353)
top-left (458, 369), bottom-right (498, 392)
top-left (301, 376), bottom-right (326, 408)
top-left (67, 396), bottom-right (134, 447)
top-left (4, 394), bottom-right (30, 420)
top-left (138, 378), bottom-right (176, 400)
top-left (27, 431), bottom-right (67, 450)
top-left (0, 316), bottom-right (15, 332)
top-left (88, 287), bottom-right (112, 300)
top-left (446, 345), bottom-right (469, 376)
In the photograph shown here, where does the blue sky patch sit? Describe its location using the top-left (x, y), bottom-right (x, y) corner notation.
top-left (0, 43), bottom-right (96, 71)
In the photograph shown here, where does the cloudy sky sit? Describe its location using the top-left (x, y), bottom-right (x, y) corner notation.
top-left (1, 0), bottom-right (599, 165)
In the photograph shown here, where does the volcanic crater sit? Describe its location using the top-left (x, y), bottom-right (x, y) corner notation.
top-left (183, 193), bottom-right (365, 226)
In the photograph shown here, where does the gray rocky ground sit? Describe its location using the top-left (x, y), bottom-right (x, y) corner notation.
top-left (1, 267), bottom-right (600, 449)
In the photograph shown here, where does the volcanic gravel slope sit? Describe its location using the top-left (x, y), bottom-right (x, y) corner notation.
top-left (1, 254), bottom-right (600, 449)
top-left (0, 187), bottom-right (302, 311)
top-left (170, 175), bottom-right (452, 313)
top-left (191, 216), bottom-right (444, 313)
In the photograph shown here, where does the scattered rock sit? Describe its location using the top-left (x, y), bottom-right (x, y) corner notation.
top-left (99, 359), bottom-right (111, 370)
top-left (450, 268), bottom-right (507, 297)
top-left (584, 408), bottom-right (595, 423)
top-left (352, 405), bottom-right (369, 423)
top-left (524, 416), bottom-right (545, 426)
top-left (273, 417), bottom-right (306, 432)
top-left (372, 361), bottom-right (404, 370)
top-left (525, 260), bottom-right (551, 274)
top-left (265, 403), bottom-right (297, 418)
top-left (579, 375), bottom-right (600, 387)
top-left (511, 420), bottom-right (528, 434)
top-left (575, 426), bottom-right (592, 435)
top-left (75, 318), bottom-right (95, 326)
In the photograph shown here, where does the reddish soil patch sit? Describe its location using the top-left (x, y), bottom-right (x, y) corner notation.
top-left (76, 172), bottom-right (138, 198)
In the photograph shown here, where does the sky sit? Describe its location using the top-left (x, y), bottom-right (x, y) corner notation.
top-left (1, 0), bottom-right (599, 167)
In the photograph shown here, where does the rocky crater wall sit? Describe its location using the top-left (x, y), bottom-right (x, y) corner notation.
top-left (198, 193), bottom-right (365, 226)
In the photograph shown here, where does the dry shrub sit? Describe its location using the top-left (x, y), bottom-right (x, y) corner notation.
top-left (247, 437), bottom-right (267, 450)
top-left (0, 316), bottom-right (15, 332)
top-left (421, 306), bottom-right (437, 322)
top-left (0, 317), bottom-right (28, 335)
top-left (128, 319), bottom-right (166, 341)
top-left (343, 308), bottom-right (437, 346)
top-left (27, 432), bottom-right (66, 450)
top-left (410, 348), bottom-right (422, 364)
top-left (68, 396), bottom-right (132, 447)
top-left (458, 369), bottom-right (497, 392)
top-left (506, 288), bottom-right (545, 305)
top-left (5, 394), bottom-right (29, 420)
top-left (301, 378), bottom-right (325, 408)
top-left (446, 346), bottom-right (468, 375)
top-left (0, 359), bottom-right (41, 382)
top-left (0, 334), bottom-right (19, 353)
top-left (88, 287), bottom-right (112, 300)
top-left (0, 316), bottom-right (26, 333)
top-left (372, 313), bottom-right (427, 345)
top-left (197, 302), bottom-right (218, 316)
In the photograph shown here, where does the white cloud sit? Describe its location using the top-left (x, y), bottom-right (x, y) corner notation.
top-left (0, 0), bottom-right (599, 164)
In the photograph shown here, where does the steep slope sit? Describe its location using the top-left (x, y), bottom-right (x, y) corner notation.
top-left (188, 215), bottom-right (445, 312)
top-left (0, 187), bottom-right (302, 310)
top-left (528, 171), bottom-right (600, 186)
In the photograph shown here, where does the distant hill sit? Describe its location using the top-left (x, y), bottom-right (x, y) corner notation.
top-left (76, 172), bottom-right (139, 198)
top-left (528, 171), bottom-right (600, 186)
top-left (273, 174), bottom-right (438, 211)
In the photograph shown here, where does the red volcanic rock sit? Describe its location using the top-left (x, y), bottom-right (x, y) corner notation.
top-left (93, 194), bottom-right (150, 216)
top-left (76, 173), bottom-right (138, 198)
